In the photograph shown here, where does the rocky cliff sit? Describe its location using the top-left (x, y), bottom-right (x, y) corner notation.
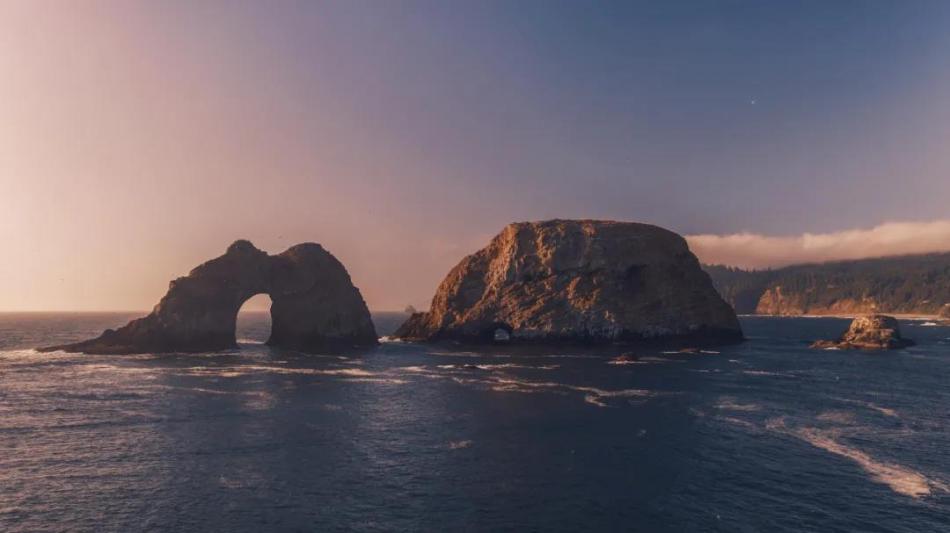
top-left (754, 287), bottom-right (881, 316)
top-left (811, 315), bottom-right (914, 350)
top-left (395, 220), bottom-right (742, 345)
top-left (40, 240), bottom-right (377, 354)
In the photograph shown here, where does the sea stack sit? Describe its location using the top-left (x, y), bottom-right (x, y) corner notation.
top-left (40, 240), bottom-right (377, 354)
top-left (811, 314), bottom-right (914, 350)
top-left (395, 219), bottom-right (743, 346)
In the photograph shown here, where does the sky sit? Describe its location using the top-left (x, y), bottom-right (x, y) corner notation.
top-left (2, 0), bottom-right (950, 311)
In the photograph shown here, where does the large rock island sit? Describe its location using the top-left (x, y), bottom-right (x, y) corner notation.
top-left (811, 315), bottom-right (914, 350)
top-left (40, 240), bottom-right (377, 354)
top-left (395, 220), bottom-right (742, 345)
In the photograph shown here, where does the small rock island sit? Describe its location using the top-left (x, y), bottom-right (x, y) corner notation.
top-left (395, 219), bottom-right (743, 346)
top-left (40, 240), bottom-right (377, 354)
top-left (811, 314), bottom-right (914, 350)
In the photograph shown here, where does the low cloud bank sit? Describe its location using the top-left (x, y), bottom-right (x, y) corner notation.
top-left (686, 220), bottom-right (950, 269)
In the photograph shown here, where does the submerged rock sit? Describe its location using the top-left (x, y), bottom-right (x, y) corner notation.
top-left (810, 315), bottom-right (914, 350)
top-left (395, 219), bottom-right (742, 346)
top-left (40, 240), bottom-right (377, 354)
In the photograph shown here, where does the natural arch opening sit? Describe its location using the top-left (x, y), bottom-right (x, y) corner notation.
top-left (488, 323), bottom-right (513, 343)
top-left (236, 293), bottom-right (273, 346)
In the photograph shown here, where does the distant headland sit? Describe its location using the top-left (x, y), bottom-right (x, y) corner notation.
top-left (705, 253), bottom-right (950, 318)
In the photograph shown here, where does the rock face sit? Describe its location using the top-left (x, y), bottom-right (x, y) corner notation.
top-left (810, 315), bottom-right (914, 350)
top-left (395, 220), bottom-right (742, 345)
top-left (40, 240), bottom-right (377, 354)
top-left (754, 286), bottom-right (880, 316)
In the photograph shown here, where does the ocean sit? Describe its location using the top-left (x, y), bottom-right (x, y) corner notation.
top-left (1, 312), bottom-right (948, 532)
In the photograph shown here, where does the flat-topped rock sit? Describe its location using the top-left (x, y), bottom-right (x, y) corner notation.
top-left (40, 240), bottom-right (377, 354)
top-left (395, 219), bottom-right (742, 346)
top-left (811, 314), bottom-right (914, 350)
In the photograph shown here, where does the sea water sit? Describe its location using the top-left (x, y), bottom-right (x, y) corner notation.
top-left (1, 313), bottom-right (948, 531)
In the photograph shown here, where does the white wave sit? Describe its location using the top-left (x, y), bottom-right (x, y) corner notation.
top-left (816, 410), bottom-right (857, 425)
top-left (639, 356), bottom-right (684, 364)
top-left (345, 377), bottom-right (408, 385)
top-left (716, 416), bottom-right (759, 430)
top-left (427, 350), bottom-right (598, 359)
top-left (833, 398), bottom-right (899, 418)
top-left (715, 397), bottom-right (761, 412)
top-left (447, 440), bottom-right (473, 450)
top-left (495, 377), bottom-right (654, 407)
top-left (766, 417), bottom-right (945, 499)
top-left (584, 395), bottom-right (607, 407)
top-left (606, 358), bottom-right (649, 365)
top-left (794, 428), bottom-right (945, 498)
top-left (397, 365), bottom-right (429, 373)
top-left (742, 370), bottom-right (796, 378)
top-left (177, 365), bottom-right (376, 378)
top-left (437, 363), bottom-right (559, 371)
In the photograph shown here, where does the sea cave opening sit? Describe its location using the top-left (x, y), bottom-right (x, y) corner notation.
top-left (493, 327), bottom-right (512, 342)
top-left (236, 293), bottom-right (273, 346)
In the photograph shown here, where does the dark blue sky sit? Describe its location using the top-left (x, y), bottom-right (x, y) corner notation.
top-left (273, 0), bottom-right (950, 234)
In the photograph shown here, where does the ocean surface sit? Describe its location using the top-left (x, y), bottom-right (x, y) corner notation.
top-left (1, 313), bottom-right (948, 532)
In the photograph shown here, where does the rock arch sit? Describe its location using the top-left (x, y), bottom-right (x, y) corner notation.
top-left (41, 240), bottom-right (377, 354)
top-left (485, 322), bottom-right (513, 342)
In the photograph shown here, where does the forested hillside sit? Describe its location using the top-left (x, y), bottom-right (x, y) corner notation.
top-left (704, 253), bottom-right (950, 316)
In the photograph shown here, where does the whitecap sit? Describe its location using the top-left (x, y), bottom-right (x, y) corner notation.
top-left (793, 428), bottom-right (944, 498)
top-left (742, 370), bottom-right (796, 378)
top-left (816, 410), bottom-right (857, 424)
top-left (715, 398), bottom-right (761, 412)
top-left (833, 398), bottom-right (899, 418)
top-left (716, 416), bottom-right (758, 430)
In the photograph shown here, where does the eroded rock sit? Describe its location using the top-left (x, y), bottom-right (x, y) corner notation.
top-left (810, 315), bottom-right (914, 350)
top-left (395, 219), bottom-right (742, 346)
top-left (40, 240), bottom-right (377, 354)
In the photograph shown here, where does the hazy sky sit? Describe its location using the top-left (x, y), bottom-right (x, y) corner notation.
top-left (2, 1), bottom-right (950, 311)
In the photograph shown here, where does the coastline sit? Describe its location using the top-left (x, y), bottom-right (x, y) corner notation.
top-left (740, 313), bottom-right (943, 321)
